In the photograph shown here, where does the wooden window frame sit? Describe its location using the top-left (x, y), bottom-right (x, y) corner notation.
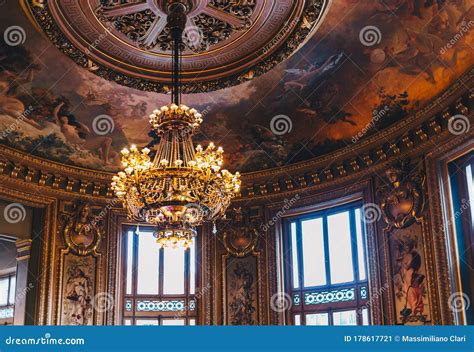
top-left (282, 201), bottom-right (370, 325)
top-left (121, 225), bottom-right (198, 325)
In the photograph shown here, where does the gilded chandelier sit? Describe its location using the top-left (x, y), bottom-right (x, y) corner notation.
top-left (111, 1), bottom-right (240, 248)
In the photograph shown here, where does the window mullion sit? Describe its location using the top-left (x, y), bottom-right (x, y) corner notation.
top-left (349, 209), bottom-right (359, 283)
top-left (159, 247), bottom-right (164, 297)
top-left (184, 247), bottom-right (190, 322)
top-left (296, 220), bottom-right (305, 323)
top-left (7, 275), bottom-right (11, 306)
top-left (322, 216), bottom-right (331, 287)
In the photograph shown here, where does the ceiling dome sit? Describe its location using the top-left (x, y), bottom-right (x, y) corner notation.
top-left (24, 0), bottom-right (331, 93)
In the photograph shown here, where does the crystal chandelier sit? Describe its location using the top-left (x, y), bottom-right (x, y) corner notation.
top-left (111, 1), bottom-right (240, 248)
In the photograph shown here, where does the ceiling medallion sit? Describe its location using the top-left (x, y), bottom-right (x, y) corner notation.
top-left (112, 2), bottom-right (240, 248)
top-left (23, 0), bottom-right (331, 93)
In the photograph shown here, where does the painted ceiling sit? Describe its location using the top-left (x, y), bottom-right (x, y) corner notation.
top-left (0, 0), bottom-right (472, 173)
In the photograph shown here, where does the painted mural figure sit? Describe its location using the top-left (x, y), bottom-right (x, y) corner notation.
top-left (53, 101), bottom-right (114, 165)
top-left (229, 263), bottom-right (256, 325)
top-left (65, 268), bottom-right (92, 325)
top-left (396, 238), bottom-right (425, 320)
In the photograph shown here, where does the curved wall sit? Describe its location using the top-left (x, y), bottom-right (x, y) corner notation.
top-left (0, 77), bottom-right (472, 325)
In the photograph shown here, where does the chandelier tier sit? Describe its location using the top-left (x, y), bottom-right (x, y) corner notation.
top-left (111, 1), bottom-right (240, 248)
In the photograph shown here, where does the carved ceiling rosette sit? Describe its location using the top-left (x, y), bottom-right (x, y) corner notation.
top-left (23, 0), bottom-right (331, 93)
top-left (377, 160), bottom-right (426, 230)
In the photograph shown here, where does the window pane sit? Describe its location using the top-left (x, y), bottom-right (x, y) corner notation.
top-left (294, 314), bottom-right (301, 326)
top-left (301, 218), bottom-right (326, 287)
top-left (291, 222), bottom-right (299, 289)
top-left (125, 231), bottom-right (134, 295)
top-left (137, 232), bottom-right (159, 295)
top-left (124, 319), bottom-right (132, 325)
top-left (162, 319), bottom-right (185, 326)
top-left (355, 209), bottom-right (367, 281)
top-left (8, 276), bottom-right (16, 304)
top-left (0, 278), bottom-right (8, 306)
top-left (189, 318), bottom-right (196, 325)
top-left (361, 308), bottom-right (369, 325)
top-left (466, 164), bottom-right (474, 221)
top-left (333, 310), bottom-right (357, 326)
top-left (306, 313), bottom-right (329, 326)
top-left (189, 238), bottom-right (196, 295)
top-left (327, 212), bottom-right (354, 284)
top-left (135, 319), bottom-right (158, 326)
top-left (163, 247), bottom-right (185, 294)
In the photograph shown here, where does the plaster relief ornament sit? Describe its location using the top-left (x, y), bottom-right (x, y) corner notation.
top-left (221, 208), bottom-right (260, 257)
top-left (61, 202), bottom-right (102, 256)
top-left (378, 160), bottom-right (425, 229)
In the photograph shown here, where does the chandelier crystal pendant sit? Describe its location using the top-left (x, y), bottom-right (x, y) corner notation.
top-left (111, 1), bottom-right (241, 248)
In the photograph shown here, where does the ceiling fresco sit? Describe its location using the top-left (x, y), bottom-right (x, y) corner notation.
top-left (0, 0), bottom-right (472, 173)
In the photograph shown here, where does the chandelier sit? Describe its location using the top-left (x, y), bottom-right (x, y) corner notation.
top-left (111, 1), bottom-right (240, 248)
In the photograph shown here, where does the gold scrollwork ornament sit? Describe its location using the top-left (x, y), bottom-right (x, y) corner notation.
top-left (378, 161), bottom-right (425, 229)
top-left (61, 202), bottom-right (102, 256)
